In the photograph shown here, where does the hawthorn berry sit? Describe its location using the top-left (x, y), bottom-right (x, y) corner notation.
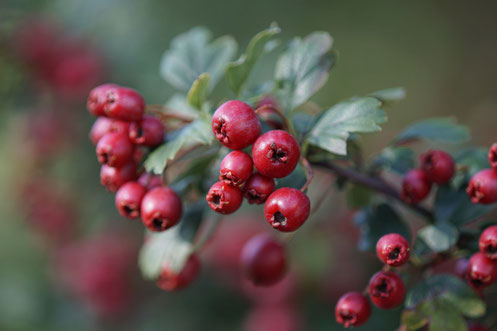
top-left (89, 118), bottom-right (130, 145)
top-left (488, 143), bottom-right (497, 170)
top-left (219, 151), bottom-right (253, 187)
top-left (467, 252), bottom-right (497, 288)
top-left (103, 86), bottom-right (145, 121)
top-left (243, 172), bottom-right (275, 204)
top-left (420, 149), bottom-right (455, 184)
top-left (241, 233), bottom-right (286, 286)
top-left (115, 182), bottom-right (147, 219)
top-left (87, 83), bottom-right (119, 117)
top-left (137, 173), bottom-right (163, 190)
top-left (376, 233), bottom-right (410, 267)
top-left (479, 225), bottom-right (497, 260)
top-left (100, 162), bottom-right (138, 192)
top-left (401, 169), bottom-right (431, 204)
top-left (96, 132), bottom-right (134, 167)
top-left (129, 115), bottom-right (165, 146)
top-left (264, 188), bottom-right (310, 232)
top-left (141, 187), bottom-right (183, 232)
top-left (368, 271), bottom-right (405, 309)
top-left (252, 130), bottom-right (300, 178)
top-left (467, 169), bottom-right (497, 204)
top-left (157, 254), bottom-right (201, 291)
top-left (335, 292), bottom-right (371, 328)
top-left (211, 100), bottom-right (261, 150)
top-left (206, 181), bottom-right (243, 214)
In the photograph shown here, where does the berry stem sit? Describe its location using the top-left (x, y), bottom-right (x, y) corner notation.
top-left (146, 105), bottom-right (194, 123)
top-left (300, 156), bottom-right (314, 192)
top-left (254, 104), bottom-right (297, 137)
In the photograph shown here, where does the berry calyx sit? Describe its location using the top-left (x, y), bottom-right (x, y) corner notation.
top-left (240, 233), bottom-right (286, 286)
top-left (467, 169), bottom-right (497, 204)
top-left (206, 181), bottom-right (243, 214)
top-left (335, 292), bottom-right (371, 328)
top-left (129, 115), bottom-right (165, 146)
top-left (420, 149), bottom-right (455, 184)
top-left (401, 169), bottom-right (431, 204)
top-left (219, 151), bottom-right (253, 187)
top-left (100, 162), bottom-right (137, 192)
top-left (488, 143), bottom-right (497, 170)
top-left (479, 225), bottom-right (497, 260)
top-left (376, 233), bottom-right (410, 267)
top-left (157, 254), bottom-right (201, 291)
top-left (141, 187), bottom-right (183, 232)
top-left (103, 86), bottom-right (145, 121)
top-left (115, 181), bottom-right (147, 219)
top-left (368, 271), bottom-right (405, 309)
top-left (96, 132), bottom-right (134, 167)
top-left (243, 172), bottom-right (275, 204)
top-left (211, 100), bottom-right (261, 150)
top-left (264, 188), bottom-right (310, 232)
top-left (87, 83), bottom-right (119, 117)
top-left (467, 252), bottom-right (497, 288)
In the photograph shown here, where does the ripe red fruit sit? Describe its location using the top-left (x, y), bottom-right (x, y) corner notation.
top-left (103, 86), bottom-right (145, 121)
top-left (467, 169), bottom-right (497, 204)
top-left (252, 130), bottom-right (300, 178)
top-left (157, 254), bottom-right (201, 291)
top-left (219, 151), bottom-right (253, 187)
top-left (243, 172), bottom-right (275, 204)
top-left (376, 233), bottom-right (410, 267)
top-left (335, 292), bottom-right (371, 328)
top-left (368, 271), bottom-right (405, 309)
top-left (401, 169), bottom-right (431, 204)
top-left (211, 100), bottom-right (261, 150)
top-left (206, 181), bottom-right (243, 214)
top-left (241, 233), bottom-right (286, 286)
top-left (420, 149), bottom-right (455, 184)
top-left (488, 143), bottom-right (497, 170)
top-left (264, 188), bottom-right (310, 232)
top-left (100, 162), bottom-right (137, 192)
top-left (115, 182), bottom-right (147, 219)
top-left (87, 83), bottom-right (119, 117)
top-left (137, 173), bottom-right (163, 190)
top-left (479, 225), bottom-right (497, 260)
top-left (129, 115), bottom-right (165, 146)
top-left (467, 252), bottom-right (497, 287)
top-left (96, 132), bottom-right (134, 167)
top-left (89, 118), bottom-right (130, 145)
top-left (141, 187), bottom-right (182, 232)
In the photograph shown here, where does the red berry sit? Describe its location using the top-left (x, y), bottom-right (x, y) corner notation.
top-left (103, 86), bottom-right (145, 121)
top-left (137, 173), bottom-right (163, 190)
top-left (479, 225), bottom-right (497, 260)
top-left (335, 292), bottom-right (371, 328)
top-left (87, 83), bottom-right (119, 116)
top-left (252, 130), bottom-right (300, 178)
top-left (96, 132), bottom-right (134, 167)
top-left (206, 181), bottom-right (243, 214)
top-left (219, 151), bottom-right (253, 187)
top-left (211, 100), bottom-right (261, 150)
top-left (129, 115), bottom-right (165, 146)
top-left (264, 188), bottom-right (310, 232)
top-left (368, 271), bottom-right (405, 309)
top-left (243, 172), bottom-right (275, 204)
top-left (401, 169), bottom-right (431, 204)
top-left (141, 187), bottom-right (182, 232)
top-left (467, 252), bottom-right (497, 287)
top-left (157, 254), bottom-right (201, 291)
top-left (115, 182), bottom-right (147, 219)
top-left (376, 233), bottom-right (410, 267)
top-left (467, 169), bottom-right (497, 204)
top-left (241, 233), bottom-right (286, 286)
top-left (89, 118), bottom-right (130, 145)
top-left (100, 162), bottom-right (137, 192)
top-left (488, 143), bottom-right (497, 170)
top-left (420, 149), bottom-right (455, 184)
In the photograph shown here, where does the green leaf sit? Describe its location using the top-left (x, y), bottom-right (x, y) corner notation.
top-left (307, 97), bottom-right (386, 155)
top-left (160, 27), bottom-right (237, 92)
top-left (369, 87), bottom-right (406, 106)
top-left (429, 300), bottom-right (467, 331)
top-left (394, 118), bottom-right (470, 145)
top-left (187, 73), bottom-right (210, 110)
top-left (226, 23), bottom-right (280, 96)
top-left (373, 146), bottom-right (415, 175)
top-left (346, 184), bottom-right (373, 209)
top-left (275, 32), bottom-right (335, 111)
top-left (401, 308), bottom-right (429, 331)
top-left (452, 147), bottom-right (489, 188)
top-left (417, 223), bottom-right (458, 252)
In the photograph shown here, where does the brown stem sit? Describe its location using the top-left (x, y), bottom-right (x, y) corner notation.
top-left (255, 105), bottom-right (290, 131)
top-left (300, 157), bottom-right (314, 192)
top-left (146, 105), bottom-right (194, 123)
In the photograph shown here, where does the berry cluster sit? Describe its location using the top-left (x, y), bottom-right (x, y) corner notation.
top-left (466, 143), bottom-right (497, 204)
top-left (464, 225), bottom-right (497, 290)
top-left (335, 233), bottom-right (410, 328)
top-left (206, 100), bottom-right (311, 233)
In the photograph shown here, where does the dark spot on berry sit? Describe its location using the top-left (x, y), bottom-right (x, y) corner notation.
top-left (485, 244), bottom-right (497, 254)
top-left (100, 152), bottom-right (109, 164)
top-left (244, 189), bottom-right (266, 204)
top-left (388, 247), bottom-right (401, 261)
top-left (123, 204), bottom-right (135, 216)
top-left (214, 117), bottom-right (228, 143)
top-left (136, 126), bottom-right (144, 138)
top-left (210, 193), bottom-right (221, 206)
top-left (271, 211), bottom-right (287, 227)
top-left (152, 218), bottom-right (164, 231)
top-left (266, 143), bottom-right (288, 163)
top-left (376, 280), bottom-right (388, 293)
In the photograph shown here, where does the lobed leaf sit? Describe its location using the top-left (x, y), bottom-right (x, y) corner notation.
top-left (187, 73), bottom-right (210, 110)
top-left (393, 118), bottom-right (470, 145)
top-left (368, 87), bottom-right (406, 105)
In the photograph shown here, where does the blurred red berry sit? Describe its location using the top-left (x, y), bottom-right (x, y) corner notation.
top-left (103, 86), bottom-right (145, 121)
top-left (243, 172), bottom-right (276, 204)
top-left (368, 271), bottom-right (405, 309)
top-left (87, 83), bottom-right (119, 117)
top-left (244, 305), bottom-right (303, 331)
top-left (96, 132), bottom-right (134, 167)
top-left (264, 188), bottom-right (310, 232)
top-left (420, 149), bottom-right (455, 184)
top-left (479, 225), bottom-right (497, 260)
top-left (467, 252), bottom-right (497, 288)
top-left (488, 143), bottom-right (497, 170)
top-left (129, 115), bottom-right (165, 146)
top-left (335, 292), bottom-right (371, 328)
top-left (376, 233), bottom-right (410, 267)
top-left (137, 172), bottom-right (163, 190)
top-left (141, 187), bottom-right (183, 232)
top-left (115, 182), bottom-right (147, 219)
top-left (206, 181), bottom-right (243, 214)
top-left (100, 162), bottom-right (137, 192)
top-left (402, 169), bottom-right (431, 204)
top-left (157, 254), bottom-right (201, 291)
top-left (467, 169), bottom-right (497, 204)
top-left (219, 151), bottom-right (253, 187)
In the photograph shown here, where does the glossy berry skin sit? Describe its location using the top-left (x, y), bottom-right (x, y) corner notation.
top-left (89, 118), bottom-right (130, 145)
top-left (420, 150), bottom-right (455, 184)
top-left (100, 162), bottom-right (137, 192)
top-left (129, 115), bottom-right (165, 146)
top-left (115, 182), bottom-right (147, 219)
top-left (488, 143), bottom-right (497, 170)
top-left (252, 130), bottom-right (300, 178)
top-left (211, 100), bottom-right (261, 150)
top-left (368, 271), bottom-right (405, 309)
top-left (96, 132), bottom-right (134, 168)
top-left (264, 188), bottom-right (310, 232)
top-left (206, 181), bottom-right (243, 214)
top-left (376, 233), bottom-right (410, 267)
top-left (479, 225), bottom-right (497, 260)
top-left (219, 151), bottom-right (253, 187)
top-left (157, 254), bottom-right (200, 291)
top-left (103, 86), bottom-right (145, 122)
top-left (241, 233), bottom-right (286, 286)
top-left (467, 169), bottom-right (497, 204)
top-left (137, 173), bottom-right (163, 190)
top-left (141, 187), bottom-right (182, 232)
top-left (243, 172), bottom-right (275, 204)
top-left (87, 83), bottom-right (119, 117)
top-left (401, 169), bottom-right (431, 204)
top-left (335, 292), bottom-right (371, 328)
top-left (467, 252), bottom-right (497, 287)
